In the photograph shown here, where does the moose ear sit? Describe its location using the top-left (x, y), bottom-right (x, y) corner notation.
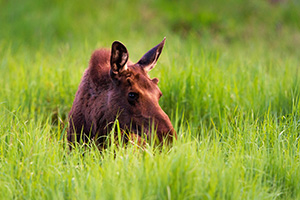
top-left (137, 37), bottom-right (166, 72)
top-left (110, 41), bottom-right (129, 74)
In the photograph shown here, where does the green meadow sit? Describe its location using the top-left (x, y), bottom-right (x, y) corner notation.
top-left (1, 0), bottom-right (300, 199)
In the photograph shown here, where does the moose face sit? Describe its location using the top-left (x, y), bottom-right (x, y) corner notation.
top-left (108, 38), bottom-right (176, 142)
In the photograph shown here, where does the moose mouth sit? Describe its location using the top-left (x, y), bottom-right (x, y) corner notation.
top-left (121, 119), bottom-right (161, 142)
top-left (110, 114), bottom-right (165, 144)
top-left (124, 124), bottom-right (150, 139)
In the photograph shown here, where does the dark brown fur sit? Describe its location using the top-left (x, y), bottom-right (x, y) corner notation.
top-left (67, 38), bottom-right (176, 147)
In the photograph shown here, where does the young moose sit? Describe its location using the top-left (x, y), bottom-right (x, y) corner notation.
top-left (67, 38), bottom-right (176, 147)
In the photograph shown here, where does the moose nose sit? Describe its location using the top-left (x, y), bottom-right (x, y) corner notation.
top-left (159, 127), bottom-right (177, 140)
top-left (155, 111), bottom-right (177, 142)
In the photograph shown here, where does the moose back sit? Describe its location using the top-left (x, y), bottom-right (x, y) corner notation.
top-left (67, 38), bottom-right (176, 146)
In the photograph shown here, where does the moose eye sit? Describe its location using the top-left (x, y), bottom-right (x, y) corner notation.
top-left (128, 92), bottom-right (139, 102)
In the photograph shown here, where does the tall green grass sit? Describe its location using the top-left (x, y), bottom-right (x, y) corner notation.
top-left (1, 0), bottom-right (300, 199)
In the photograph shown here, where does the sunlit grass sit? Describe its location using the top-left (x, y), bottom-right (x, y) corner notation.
top-left (1, 0), bottom-right (300, 199)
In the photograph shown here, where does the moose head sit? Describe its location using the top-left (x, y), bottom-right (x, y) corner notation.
top-left (68, 38), bottom-right (176, 147)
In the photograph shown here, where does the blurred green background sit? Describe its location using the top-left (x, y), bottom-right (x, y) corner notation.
top-left (1, 0), bottom-right (299, 47)
top-left (1, 0), bottom-right (300, 199)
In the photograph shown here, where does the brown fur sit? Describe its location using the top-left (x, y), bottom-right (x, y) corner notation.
top-left (67, 39), bottom-right (176, 147)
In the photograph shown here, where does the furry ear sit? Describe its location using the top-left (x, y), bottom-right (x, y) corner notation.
top-left (137, 37), bottom-right (166, 72)
top-left (110, 41), bottom-right (129, 74)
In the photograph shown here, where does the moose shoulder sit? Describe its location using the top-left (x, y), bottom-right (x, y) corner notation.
top-left (67, 38), bottom-right (176, 147)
